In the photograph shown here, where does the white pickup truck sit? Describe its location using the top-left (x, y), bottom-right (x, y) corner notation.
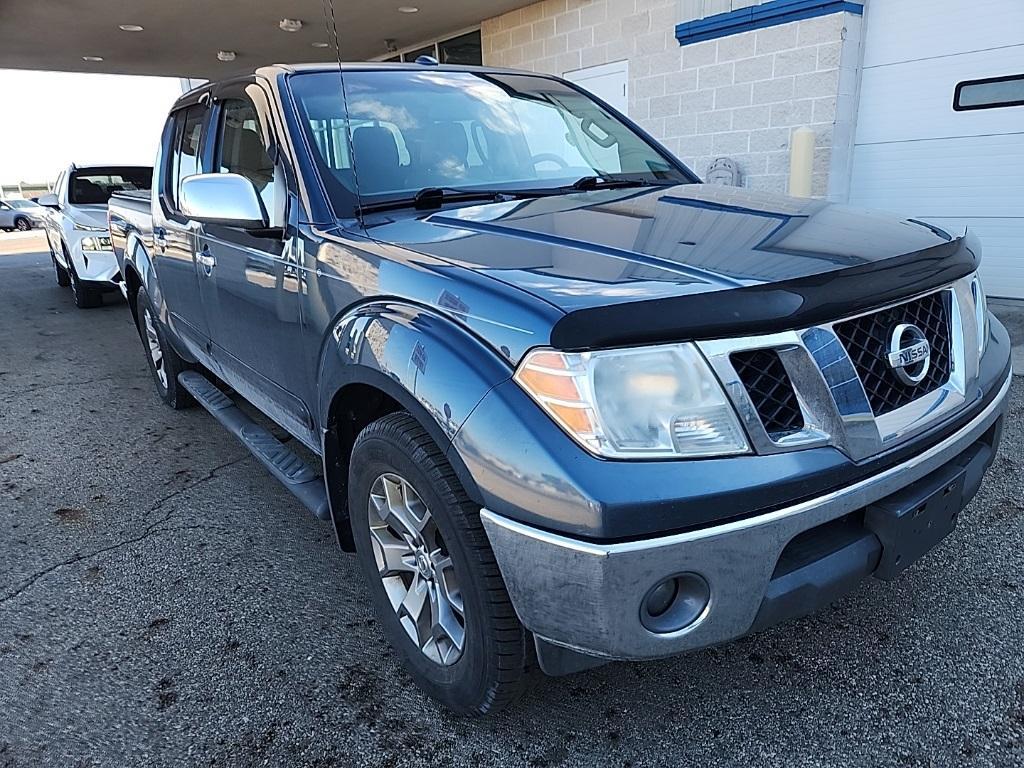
top-left (39, 164), bottom-right (151, 308)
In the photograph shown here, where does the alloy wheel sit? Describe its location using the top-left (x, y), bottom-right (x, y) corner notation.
top-left (143, 307), bottom-right (168, 389)
top-left (368, 472), bottom-right (466, 666)
top-left (15, 219), bottom-right (30, 232)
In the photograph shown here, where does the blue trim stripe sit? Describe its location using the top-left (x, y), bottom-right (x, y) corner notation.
top-left (675, 0), bottom-right (863, 46)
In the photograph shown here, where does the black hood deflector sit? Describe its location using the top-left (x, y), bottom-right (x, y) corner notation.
top-left (550, 236), bottom-right (977, 350)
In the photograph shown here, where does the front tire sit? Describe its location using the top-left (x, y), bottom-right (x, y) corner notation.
top-left (14, 217), bottom-right (31, 232)
top-left (52, 253), bottom-right (70, 287)
top-left (65, 247), bottom-right (102, 309)
top-left (135, 287), bottom-right (193, 410)
top-left (349, 412), bottom-right (529, 716)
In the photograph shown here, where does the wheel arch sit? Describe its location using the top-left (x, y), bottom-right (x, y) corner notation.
top-left (120, 234), bottom-right (152, 327)
top-left (318, 301), bottom-right (512, 551)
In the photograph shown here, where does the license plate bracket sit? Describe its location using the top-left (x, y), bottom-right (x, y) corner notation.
top-left (865, 462), bottom-right (967, 581)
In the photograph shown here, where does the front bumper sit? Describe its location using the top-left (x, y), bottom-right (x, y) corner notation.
top-left (67, 231), bottom-right (120, 286)
top-left (480, 369), bottom-right (1010, 666)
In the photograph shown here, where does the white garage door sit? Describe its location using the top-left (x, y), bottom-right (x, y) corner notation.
top-left (563, 60), bottom-right (629, 116)
top-left (848, 0), bottom-right (1024, 298)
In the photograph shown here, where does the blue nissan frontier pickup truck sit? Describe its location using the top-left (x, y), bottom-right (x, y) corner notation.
top-left (107, 61), bottom-right (1011, 715)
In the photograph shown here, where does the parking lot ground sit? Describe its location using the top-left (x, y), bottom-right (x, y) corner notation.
top-left (1, 245), bottom-right (1023, 768)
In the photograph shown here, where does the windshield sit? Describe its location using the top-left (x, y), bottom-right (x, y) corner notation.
top-left (68, 166), bottom-right (152, 205)
top-left (289, 69), bottom-right (692, 214)
top-left (9, 199), bottom-right (39, 209)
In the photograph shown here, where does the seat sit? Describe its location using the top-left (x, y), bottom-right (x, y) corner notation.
top-left (351, 125), bottom-right (405, 194)
top-left (231, 128), bottom-right (275, 191)
top-left (422, 121), bottom-right (471, 183)
top-left (72, 179), bottom-right (105, 204)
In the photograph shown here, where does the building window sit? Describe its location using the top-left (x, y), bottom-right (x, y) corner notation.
top-left (954, 74), bottom-right (1024, 111)
top-left (438, 31), bottom-right (482, 65)
top-left (384, 30), bottom-right (481, 65)
top-left (405, 45), bottom-right (437, 62)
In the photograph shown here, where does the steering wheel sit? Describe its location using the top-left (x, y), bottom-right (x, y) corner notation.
top-left (531, 153), bottom-right (570, 171)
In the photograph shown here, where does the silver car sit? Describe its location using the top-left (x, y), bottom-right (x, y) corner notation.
top-left (0, 198), bottom-right (46, 231)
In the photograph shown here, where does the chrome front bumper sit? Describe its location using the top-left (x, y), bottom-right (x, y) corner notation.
top-left (480, 370), bottom-right (1011, 662)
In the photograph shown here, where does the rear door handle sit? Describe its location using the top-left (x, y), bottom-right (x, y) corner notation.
top-left (153, 227), bottom-right (167, 249)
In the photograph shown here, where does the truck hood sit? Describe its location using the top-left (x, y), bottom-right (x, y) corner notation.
top-left (363, 183), bottom-right (976, 348)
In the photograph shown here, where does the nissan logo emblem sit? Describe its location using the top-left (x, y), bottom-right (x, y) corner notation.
top-left (886, 323), bottom-right (931, 385)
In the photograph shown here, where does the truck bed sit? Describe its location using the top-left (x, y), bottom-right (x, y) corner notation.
top-left (107, 190), bottom-right (153, 271)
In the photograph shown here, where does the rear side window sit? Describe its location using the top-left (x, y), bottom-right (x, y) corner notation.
top-left (167, 105), bottom-right (207, 212)
top-left (954, 74), bottom-right (1024, 111)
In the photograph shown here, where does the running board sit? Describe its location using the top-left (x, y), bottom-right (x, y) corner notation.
top-left (178, 370), bottom-right (331, 521)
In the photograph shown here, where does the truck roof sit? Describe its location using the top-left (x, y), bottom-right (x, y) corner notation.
top-left (175, 61), bottom-right (547, 104)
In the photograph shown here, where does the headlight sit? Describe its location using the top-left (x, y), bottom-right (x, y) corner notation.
top-left (514, 343), bottom-right (749, 459)
top-left (73, 221), bottom-right (106, 232)
top-left (971, 273), bottom-right (989, 357)
top-left (81, 236), bottom-right (112, 251)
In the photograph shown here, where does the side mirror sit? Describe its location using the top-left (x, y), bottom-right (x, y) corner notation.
top-left (180, 173), bottom-right (268, 229)
top-left (37, 194), bottom-right (59, 209)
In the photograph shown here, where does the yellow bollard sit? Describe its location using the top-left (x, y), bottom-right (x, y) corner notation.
top-left (788, 126), bottom-right (815, 198)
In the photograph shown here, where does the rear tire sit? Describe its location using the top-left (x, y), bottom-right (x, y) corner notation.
top-left (65, 247), bottom-right (102, 309)
top-left (348, 412), bottom-right (529, 716)
top-left (135, 287), bottom-right (194, 410)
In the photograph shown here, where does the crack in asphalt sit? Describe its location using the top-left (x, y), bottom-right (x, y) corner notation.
top-left (0, 454), bottom-right (249, 608)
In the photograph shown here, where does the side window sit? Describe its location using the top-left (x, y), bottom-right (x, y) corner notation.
top-left (954, 74), bottom-right (1024, 111)
top-left (216, 98), bottom-right (284, 225)
top-left (166, 106), bottom-right (206, 213)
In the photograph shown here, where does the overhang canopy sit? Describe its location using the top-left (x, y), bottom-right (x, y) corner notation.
top-left (0, 0), bottom-right (531, 78)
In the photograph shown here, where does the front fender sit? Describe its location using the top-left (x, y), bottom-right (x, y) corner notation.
top-left (319, 300), bottom-right (514, 507)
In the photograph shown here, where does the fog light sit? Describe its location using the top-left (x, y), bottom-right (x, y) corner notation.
top-left (640, 573), bottom-right (710, 634)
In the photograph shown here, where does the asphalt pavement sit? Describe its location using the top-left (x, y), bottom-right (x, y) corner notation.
top-left (1, 246), bottom-right (1023, 767)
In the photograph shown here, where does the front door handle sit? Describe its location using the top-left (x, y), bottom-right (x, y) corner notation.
top-left (153, 227), bottom-right (167, 249)
top-left (198, 247), bottom-right (216, 275)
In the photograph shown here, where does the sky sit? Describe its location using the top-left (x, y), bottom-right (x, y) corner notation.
top-left (0, 70), bottom-right (185, 183)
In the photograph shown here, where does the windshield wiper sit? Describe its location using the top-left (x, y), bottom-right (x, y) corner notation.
top-left (357, 177), bottom-right (679, 216)
top-left (357, 187), bottom-right (521, 215)
top-left (567, 176), bottom-right (674, 191)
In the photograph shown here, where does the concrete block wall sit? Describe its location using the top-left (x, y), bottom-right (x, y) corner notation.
top-left (481, 0), bottom-right (864, 198)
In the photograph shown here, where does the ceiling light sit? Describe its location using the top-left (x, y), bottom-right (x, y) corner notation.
top-left (279, 18), bottom-right (303, 32)
top-left (82, 56), bottom-right (104, 62)
top-left (398, 6), bottom-right (419, 13)
top-left (311, 42), bottom-right (330, 48)
top-left (118, 24), bottom-right (144, 32)
top-left (217, 50), bottom-right (237, 62)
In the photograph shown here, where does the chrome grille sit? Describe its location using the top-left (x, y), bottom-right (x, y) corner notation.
top-left (730, 349), bottom-right (804, 438)
top-left (697, 278), bottom-right (977, 462)
top-left (833, 291), bottom-right (952, 416)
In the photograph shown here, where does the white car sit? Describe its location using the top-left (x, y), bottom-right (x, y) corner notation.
top-left (0, 198), bottom-right (47, 231)
top-left (39, 164), bottom-right (152, 308)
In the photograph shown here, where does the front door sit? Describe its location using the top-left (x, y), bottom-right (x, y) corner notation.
top-left (196, 83), bottom-right (314, 444)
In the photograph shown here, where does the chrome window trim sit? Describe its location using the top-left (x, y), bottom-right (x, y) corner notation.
top-left (698, 277), bottom-right (979, 462)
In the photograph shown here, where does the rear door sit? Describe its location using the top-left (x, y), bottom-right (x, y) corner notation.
top-left (152, 103), bottom-right (213, 356)
top-left (196, 80), bottom-right (314, 442)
